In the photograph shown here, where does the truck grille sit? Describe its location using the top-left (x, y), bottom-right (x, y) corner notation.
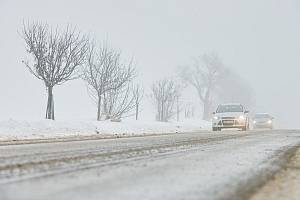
top-left (222, 120), bottom-right (234, 125)
top-left (222, 117), bottom-right (235, 120)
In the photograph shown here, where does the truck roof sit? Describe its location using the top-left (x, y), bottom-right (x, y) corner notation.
top-left (219, 103), bottom-right (243, 106)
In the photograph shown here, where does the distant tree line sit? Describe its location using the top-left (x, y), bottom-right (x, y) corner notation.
top-left (22, 21), bottom-right (253, 122)
top-left (150, 53), bottom-right (253, 122)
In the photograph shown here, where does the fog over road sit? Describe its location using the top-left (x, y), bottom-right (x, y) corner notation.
top-left (1, 130), bottom-right (300, 200)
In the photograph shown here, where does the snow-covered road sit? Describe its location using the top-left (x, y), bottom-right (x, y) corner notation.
top-left (0, 130), bottom-right (300, 200)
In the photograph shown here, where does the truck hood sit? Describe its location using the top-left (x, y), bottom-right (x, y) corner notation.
top-left (254, 118), bottom-right (270, 123)
top-left (215, 112), bottom-right (245, 118)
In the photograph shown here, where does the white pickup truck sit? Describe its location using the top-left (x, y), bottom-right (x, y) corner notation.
top-left (212, 103), bottom-right (250, 131)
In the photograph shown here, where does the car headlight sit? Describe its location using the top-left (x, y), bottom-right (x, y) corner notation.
top-left (213, 116), bottom-right (219, 120)
top-left (239, 115), bottom-right (245, 120)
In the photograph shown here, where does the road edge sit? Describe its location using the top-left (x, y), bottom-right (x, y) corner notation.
top-left (0, 130), bottom-right (211, 146)
top-left (224, 142), bottom-right (300, 200)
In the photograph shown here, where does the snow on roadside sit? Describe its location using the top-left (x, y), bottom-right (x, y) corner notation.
top-left (0, 119), bottom-right (211, 141)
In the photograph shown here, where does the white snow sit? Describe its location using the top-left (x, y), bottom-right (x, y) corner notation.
top-left (0, 118), bottom-right (211, 141)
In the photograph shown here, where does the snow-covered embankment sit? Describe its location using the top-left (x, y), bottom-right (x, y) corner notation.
top-left (0, 119), bottom-right (211, 141)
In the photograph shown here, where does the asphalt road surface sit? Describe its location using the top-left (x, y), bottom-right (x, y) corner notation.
top-left (0, 130), bottom-right (299, 200)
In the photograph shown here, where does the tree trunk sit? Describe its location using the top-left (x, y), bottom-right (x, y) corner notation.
top-left (176, 96), bottom-right (179, 122)
top-left (103, 93), bottom-right (110, 120)
top-left (97, 95), bottom-right (102, 121)
top-left (135, 104), bottom-right (139, 120)
top-left (202, 87), bottom-right (211, 121)
top-left (46, 86), bottom-right (55, 120)
top-left (161, 102), bottom-right (164, 122)
top-left (202, 100), bottom-right (210, 120)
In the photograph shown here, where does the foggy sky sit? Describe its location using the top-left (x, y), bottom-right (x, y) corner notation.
top-left (0, 0), bottom-right (299, 128)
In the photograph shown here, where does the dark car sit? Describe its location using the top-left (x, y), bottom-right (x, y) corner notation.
top-left (253, 113), bottom-right (274, 130)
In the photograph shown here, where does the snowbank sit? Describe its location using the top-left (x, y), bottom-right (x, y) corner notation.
top-left (0, 119), bottom-right (211, 141)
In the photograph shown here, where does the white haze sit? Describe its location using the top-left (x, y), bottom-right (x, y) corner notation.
top-left (0, 0), bottom-right (299, 128)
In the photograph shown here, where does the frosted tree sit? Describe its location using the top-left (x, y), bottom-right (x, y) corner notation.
top-left (133, 84), bottom-right (144, 120)
top-left (151, 78), bottom-right (180, 122)
top-left (22, 22), bottom-right (88, 120)
top-left (82, 44), bottom-right (135, 120)
top-left (180, 53), bottom-right (224, 120)
top-left (215, 69), bottom-right (254, 109)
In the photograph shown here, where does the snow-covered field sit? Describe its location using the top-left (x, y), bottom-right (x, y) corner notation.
top-left (0, 119), bottom-right (211, 141)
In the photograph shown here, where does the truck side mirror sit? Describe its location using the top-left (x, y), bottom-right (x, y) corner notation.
top-left (244, 110), bottom-right (249, 114)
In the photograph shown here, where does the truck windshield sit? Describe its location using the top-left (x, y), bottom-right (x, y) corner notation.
top-left (216, 105), bottom-right (243, 113)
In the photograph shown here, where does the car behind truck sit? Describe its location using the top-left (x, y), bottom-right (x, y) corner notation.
top-left (253, 113), bottom-right (274, 130)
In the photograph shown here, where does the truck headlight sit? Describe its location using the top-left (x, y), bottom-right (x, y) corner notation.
top-left (213, 116), bottom-right (219, 120)
top-left (268, 120), bottom-right (272, 124)
top-left (239, 115), bottom-right (245, 120)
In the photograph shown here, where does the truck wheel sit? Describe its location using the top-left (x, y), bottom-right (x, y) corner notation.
top-left (213, 127), bottom-right (218, 131)
top-left (242, 126), bottom-right (247, 131)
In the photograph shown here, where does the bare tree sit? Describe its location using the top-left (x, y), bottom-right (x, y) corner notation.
top-left (184, 102), bottom-right (195, 119)
top-left (180, 53), bottom-right (224, 120)
top-left (215, 69), bottom-right (254, 109)
top-left (22, 22), bottom-right (89, 120)
top-left (133, 84), bottom-right (144, 120)
top-left (176, 96), bottom-right (180, 122)
top-left (103, 85), bottom-right (136, 120)
top-left (82, 44), bottom-right (135, 120)
top-left (175, 94), bottom-right (184, 122)
top-left (151, 78), bottom-right (180, 122)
